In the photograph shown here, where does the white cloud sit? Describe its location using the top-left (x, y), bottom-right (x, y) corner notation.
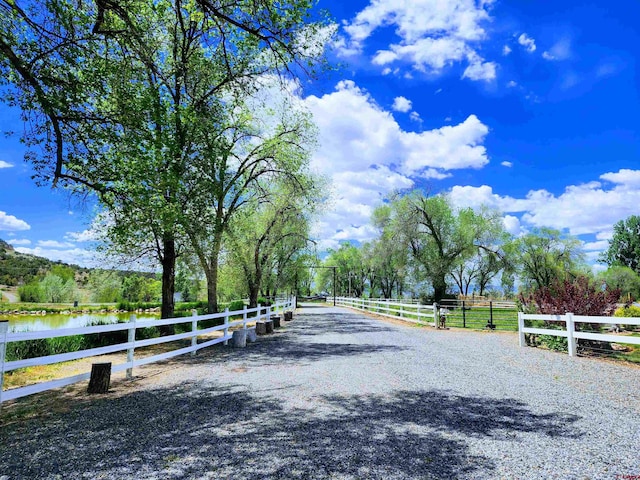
top-left (503, 215), bottom-right (522, 236)
top-left (501, 161), bottom-right (513, 167)
top-left (400, 114), bottom-right (489, 175)
top-left (582, 240), bottom-right (609, 251)
top-left (0, 211), bottom-right (30, 231)
top-left (600, 169), bottom-right (640, 187)
top-left (542, 37), bottom-right (571, 61)
top-left (15, 246), bottom-right (99, 267)
top-left (0, 160), bottom-right (13, 169)
top-left (392, 96), bottom-right (412, 113)
top-left (462, 56), bottom-right (497, 81)
top-left (518, 33), bottom-right (536, 53)
top-left (409, 111), bottom-right (422, 123)
top-left (37, 240), bottom-right (76, 248)
top-left (340, 0), bottom-right (496, 81)
top-left (421, 169), bottom-right (452, 180)
top-left (502, 45), bottom-right (512, 56)
top-left (507, 80), bottom-right (517, 88)
top-left (304, 80), bottom-right (490, 248)
top-left (448, 170), bottom-right (640, 260)
top-left (65, 229), bottom-right (99, 242)
top-left (7, 238), bottom-right (31, 246)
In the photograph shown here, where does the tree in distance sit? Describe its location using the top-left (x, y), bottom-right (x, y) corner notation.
top-left (600, 215), bottom-right (640, 274)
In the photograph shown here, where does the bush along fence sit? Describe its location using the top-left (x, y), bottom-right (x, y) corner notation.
top-left (0, 297), bottom-right (296, 404)
top-left (518, 312), bottom-right (640, 359)
top-left (330, 297), bottom-right (519, 330)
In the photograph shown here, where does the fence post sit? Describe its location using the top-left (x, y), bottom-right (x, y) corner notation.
top-left (191, 309), bottom-right (198, 357)
top-left (224, 308), bottom-right (230, 346)
top-left (485, 301), bottom-right (495, 330)
top-left (433, 303), bottom-right (439, 328)
top-left (417, 304), bottom-right (421, 322)
top-left (399, 302), bottom-right (404, 318)
top-left (518, 312), bottom-right (525, 347)
top-left (462, 300), bottom-right (466, 328)
top-left (126, 314), bottom-right (136, 379)
top-left (243, 305), bottom-right (248, 329)
top-left (0, 320), bottom-right (8, 404)
top-left (566, 312), bottom-right (577, 357)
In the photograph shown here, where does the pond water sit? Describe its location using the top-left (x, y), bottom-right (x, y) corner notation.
top-left (4, 312), bottom-right (160, 333)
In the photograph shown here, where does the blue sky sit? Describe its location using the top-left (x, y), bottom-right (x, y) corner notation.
top-left (1, 0), bottom-right (639, 270)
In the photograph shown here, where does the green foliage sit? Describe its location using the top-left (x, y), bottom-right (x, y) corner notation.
top-left (506, 227), bottom-right (585, 291)
top-left (89, 270), bottom-right (122, 303)
top-left (598, 266), bottom-right (640, 301)
top-left (117, 301), bottom-right (160, 311)
top-left (600, 215), bottom-right (640, 273)
top-left (228, 300), bottom-right (245, 312)
top-left (614, 305), bottom-right (640, 318)
top-left (40, 274), bottom-right (75, 303)
top-left (257, 297), bottom-right (271, 306)
top-left (5, 335), bottom-right (85, 362)
top-left (17, 281), bottom-right (45, 302)
top-left (372, 192), bottom-right (506, 301)
top-left (0, 239), bottom-right (83, 286)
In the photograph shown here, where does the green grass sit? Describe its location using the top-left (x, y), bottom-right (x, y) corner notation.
top-left (362, 303), bottom-right (519, 331)
top-left (0, 303), bottom-right (119, 314)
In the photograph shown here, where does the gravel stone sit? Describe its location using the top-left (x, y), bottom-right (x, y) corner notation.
top-left (1, 304), bottom-right (639, 479)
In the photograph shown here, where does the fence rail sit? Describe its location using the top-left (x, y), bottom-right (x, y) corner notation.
top-left (330, 297), bottom-right (437, 325)
top-left (330, 297), bottom-right (519, 330)
top-left (518, 312), bottom-right (640, 357)
top-left (0, 298), bottom-right (295, 403)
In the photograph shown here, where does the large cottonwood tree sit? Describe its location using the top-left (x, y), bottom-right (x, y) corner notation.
top-left (0, 0), bottom-right (329, 317)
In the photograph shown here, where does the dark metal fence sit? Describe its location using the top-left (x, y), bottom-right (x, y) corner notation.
top-left (438, 299), bottom-right (519, 331)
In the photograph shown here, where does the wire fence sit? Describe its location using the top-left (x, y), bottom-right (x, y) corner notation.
top-left (438, 299), bottom-right (519, 331)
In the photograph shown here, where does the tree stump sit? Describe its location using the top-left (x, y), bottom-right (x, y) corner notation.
top-left (87, 362), bottom-right (111, 394)
top-left (284, 311), bottom-right (293, 321)
top-left (246, 327), bottom-right (257, 343)
top-left (271, 315), bottom-right (281, 328)
top-left (231, 329), bottom-right (247, 348)
top-left (256, 322), bottom-right (267, 335)
top-left (265, 319), bottom-right (274, 334)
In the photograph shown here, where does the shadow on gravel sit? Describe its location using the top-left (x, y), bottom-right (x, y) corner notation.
top-left (0, 385), bottom-right (582, 480)
top-left (290, 312), bottom-right (396, 337)
top-left (219, 337), bottom-right (406, 364)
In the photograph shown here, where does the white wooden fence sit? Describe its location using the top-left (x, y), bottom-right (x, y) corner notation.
top-left (330, 297), bottom-right (438, 325)
top-left (518, 312), bottom-right (640, 356)
top-left (0, 298), bottom-right (295, 403)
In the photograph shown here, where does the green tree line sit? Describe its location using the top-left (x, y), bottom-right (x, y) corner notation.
top-left (317, 192), bottom-right (640, 303)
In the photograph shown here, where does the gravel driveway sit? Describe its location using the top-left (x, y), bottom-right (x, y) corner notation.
top-left (1, 304), bottom-right (639, 479)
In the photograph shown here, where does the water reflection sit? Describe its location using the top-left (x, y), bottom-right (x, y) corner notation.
top-left (5, 312), bottom-right (160, 332)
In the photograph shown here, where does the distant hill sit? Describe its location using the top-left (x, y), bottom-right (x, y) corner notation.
top-left (0, 238), bottom-right (157, 287)
top-left (0, 238), bottom-right (88, 286)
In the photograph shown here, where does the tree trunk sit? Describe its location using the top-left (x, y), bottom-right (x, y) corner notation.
top-left (249, 284), bottom-right (259, 309)
top-left (161, 237), bottom-right (176, 319)
top-left (433, 276), bottom-right (447, 303)
top-left (205, 238), bottom-right (222, 314)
